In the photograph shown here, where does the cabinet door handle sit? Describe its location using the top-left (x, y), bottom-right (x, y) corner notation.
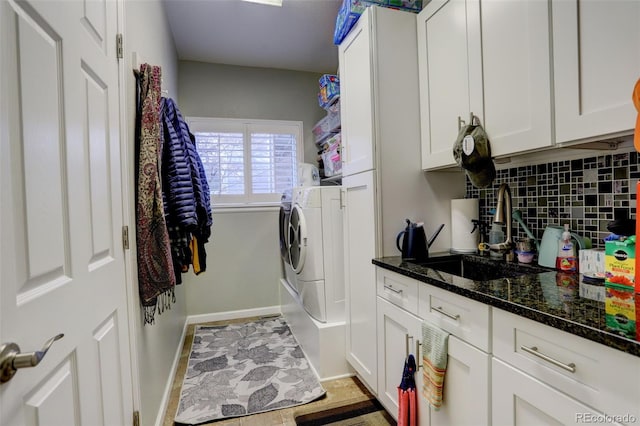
top-left (405, 334), bottom-right (411, 359)
top-left (458, 112), bottom-right (477, 131)
top-left (520, 345), bottom-right (576, 373)
top-left (405, 335), bottom-right (422, 371)
top-left (384, 285), bottom-right (403, 295)
top-left (431, 305), bottom-right (460, 321)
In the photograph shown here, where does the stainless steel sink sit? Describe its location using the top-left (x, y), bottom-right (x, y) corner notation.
top-left (414, 254), bottom-right (550, 281)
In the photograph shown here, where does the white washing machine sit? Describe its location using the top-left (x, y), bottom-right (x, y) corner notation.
top-left (279, 189), bottom-right (298, 294)
top-left (287, 186), bottom-right (344, 323)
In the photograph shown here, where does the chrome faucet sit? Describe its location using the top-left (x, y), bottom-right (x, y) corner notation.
top-left (490, 183), bottom-right (514, 261)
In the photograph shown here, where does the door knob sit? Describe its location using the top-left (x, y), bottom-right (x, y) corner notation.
top-left (0, 334), bottom-right (64, 384)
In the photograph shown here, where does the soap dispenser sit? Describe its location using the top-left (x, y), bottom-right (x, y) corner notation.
top-left (556, 224), bottom-right (577, 271)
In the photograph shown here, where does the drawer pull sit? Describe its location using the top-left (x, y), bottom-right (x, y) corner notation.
top-left (384, 284), bottom-right (403, 295)
top-left (432, 305), bottom-right (460, 321)
top-left (520, 345), bottom-right (576, 373)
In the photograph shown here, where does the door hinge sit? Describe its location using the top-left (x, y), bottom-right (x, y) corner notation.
top-left (116, 33), bottom-right (123, 59)
top-left (133, 411), bottom-right (140, 426)
top-left (122, 226), bottom-right (130, 250)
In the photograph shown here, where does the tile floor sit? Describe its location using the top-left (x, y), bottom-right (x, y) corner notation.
top-left (162, 316), bottom-right (377, 426)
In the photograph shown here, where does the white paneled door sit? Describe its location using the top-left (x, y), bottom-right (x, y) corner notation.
top-left (1, 0), bottom-right (133, 425)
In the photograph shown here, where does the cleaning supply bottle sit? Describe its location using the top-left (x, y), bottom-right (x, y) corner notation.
top-left (556, 224), bottom-right (577, 271)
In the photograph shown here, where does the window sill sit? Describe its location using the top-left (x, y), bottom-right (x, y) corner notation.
top-left (212, 203), bottom-right (281, 214)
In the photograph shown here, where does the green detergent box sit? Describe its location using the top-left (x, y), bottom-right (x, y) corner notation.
top-left (605, 238), bottom-right (635, 288)
top-left (605, 282), bottom-right (636, 339)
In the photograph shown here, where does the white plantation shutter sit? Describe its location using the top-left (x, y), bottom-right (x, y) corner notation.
top-left (250, 124), bottom-right (298, 196)
top-left (188, 117), bottom-right (302, 206)
top-left (196, 131), bottom-right (245, 195)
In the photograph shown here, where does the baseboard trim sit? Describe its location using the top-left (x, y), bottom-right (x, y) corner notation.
top-left (319, 372), bottom-right (355, 383)
top-left (186, 306), bottom-right (282, 325)
top-left (155, 319), bottom-right (189, 426)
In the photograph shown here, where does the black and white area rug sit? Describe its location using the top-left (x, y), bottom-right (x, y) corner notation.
top-left (174, 317), bottom-right (326, 425)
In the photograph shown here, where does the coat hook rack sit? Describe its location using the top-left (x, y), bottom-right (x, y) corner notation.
top-left (132, 51), bottom-right (168, 96)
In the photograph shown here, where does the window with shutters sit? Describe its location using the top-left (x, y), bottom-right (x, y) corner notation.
top-left (187, 117), bottom-right (302, 206)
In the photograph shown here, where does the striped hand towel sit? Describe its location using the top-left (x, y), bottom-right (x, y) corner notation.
top-left (422, 321), bottom-right (449, 410)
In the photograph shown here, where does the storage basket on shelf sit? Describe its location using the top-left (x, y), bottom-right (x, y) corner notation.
top-left (333, 0), bottom-right (424, 45)
top-left (318, 74), bottom-right (340, 109)
top-left (321, 133), bottom-right (342, 177)
top-left (312, 106), bottom-right (341, 143)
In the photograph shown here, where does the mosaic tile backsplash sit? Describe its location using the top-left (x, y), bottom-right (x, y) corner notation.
top-left (465, 149), bottom-right (640, 249)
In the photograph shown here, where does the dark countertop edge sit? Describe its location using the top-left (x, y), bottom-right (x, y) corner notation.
top-left (372, 258), bottom-right (640, 358)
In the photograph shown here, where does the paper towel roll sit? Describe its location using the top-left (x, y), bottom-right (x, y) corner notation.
top-left (451, 199), bottom-right (479, 253)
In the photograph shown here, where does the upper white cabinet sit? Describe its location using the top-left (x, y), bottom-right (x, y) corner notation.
top-left (418, 0), bottom-right (553, 170)
top-left (339, 16), bottom-right (374, 176)
top-left (481, 0), bottom-right (553, 157)
top-left (340, 6), bottom-right (421, 178)
top-left (552, 0), bottom-right (640, 144)
top-left (419, 0), bottom-right (640, 169)
top-left (417, 0), bottom-right (483, 170)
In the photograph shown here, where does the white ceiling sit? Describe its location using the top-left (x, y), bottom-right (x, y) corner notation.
top-left (163, 0), bottom-right (343, 74)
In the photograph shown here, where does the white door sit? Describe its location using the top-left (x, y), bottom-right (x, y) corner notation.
top-left (1, 0), bottom-right (133, 425)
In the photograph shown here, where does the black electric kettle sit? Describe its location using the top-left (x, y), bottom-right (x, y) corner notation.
top-left (396, 219), bottom-right (445, 262)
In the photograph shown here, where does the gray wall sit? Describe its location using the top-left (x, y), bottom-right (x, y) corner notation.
top-left (123, 2), bottom-right (184, 425)
top-left (184, 209), bottom-right (282, 315)
top-left (178, 60), bottom-right (327, 164)
top-left (177, 61), bottom-right (327, 316)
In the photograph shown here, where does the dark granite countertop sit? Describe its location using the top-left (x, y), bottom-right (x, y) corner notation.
top-left (372, 254), bottom-right (640, 358)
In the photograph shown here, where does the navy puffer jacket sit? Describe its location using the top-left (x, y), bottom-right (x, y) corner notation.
top-left (161, 98), bottom-right (198, 230)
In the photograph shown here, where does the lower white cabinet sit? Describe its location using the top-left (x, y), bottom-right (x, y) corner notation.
top-left (426, 335), bottom-right (490, 426)
top-left (376, 269), bottom-right (491, 426)
top-left (492, 358), bottom-right (612, 426)
top-left (376, 267), bottom-right (640, 425)
top-left (343, 171), bottom-right (378, 392)
top-left (377, 296), bottom-right (424, 423)
top-left (493, 308), bottom-right (640, 425)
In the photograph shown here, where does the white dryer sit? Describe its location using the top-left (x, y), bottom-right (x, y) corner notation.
top-left (287, 186), bottom-right (344, 323)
